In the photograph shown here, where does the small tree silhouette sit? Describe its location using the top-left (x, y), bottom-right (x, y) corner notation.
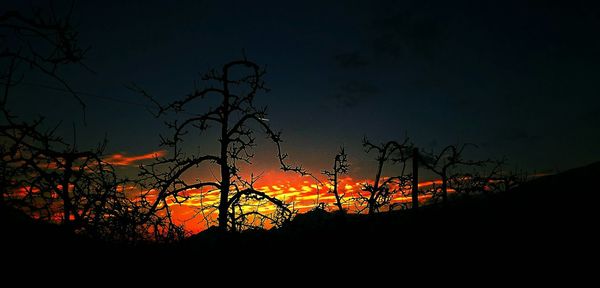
top-left (133, 59), bottom-right (302, 232)
top-left (1, 126), bottom-right (183, 242)
top-left (357, 137), bottom-right (412, 215)
top-left (447, 158), bottom-right (503, 199)
top-left (322, 147), bottom-right (350, 213)
top-left (7, 139), bottom-right (118, 230)
top-left (482, 159), bottom-right (528, 195)
top-left (420, 144), bottom-right (486, 204)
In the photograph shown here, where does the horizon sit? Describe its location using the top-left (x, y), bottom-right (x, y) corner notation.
top-left (2, 0), bottom-right (599, 239)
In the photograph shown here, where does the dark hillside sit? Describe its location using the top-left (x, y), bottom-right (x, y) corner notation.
top-left (2, 162), bottom-right (598, 268)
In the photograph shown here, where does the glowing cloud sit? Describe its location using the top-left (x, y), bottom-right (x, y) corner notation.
top-left (104, 150), bottom-right (167, 166)
top-left (165, 172), bottom-right (451, 233)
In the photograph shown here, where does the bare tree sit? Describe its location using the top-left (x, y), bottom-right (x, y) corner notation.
top-left (9, 140), bottom-right (114, 229)
top-left (357, 137), bottom-right (412, 215)
top-left (322, 147), bottom-right (349, 213)
top-left (1, 2), bottom-right (87, 204)
top-left (0, 114), bottom-right (152, 239)
top-left (133, 59), bottom-right (302, 232)
top-left (445, 158), bottom-right (511, 200)
top-left (420, 144), bottom-right (486, 204)
top-left (0, 110), bottom-right (183, 242)
top-left (0, 4), bottom-right (182, 243)
top-left (1, 3), bottom-right (89, 221)
top-left (483, 160), bottom-right (528, 195)
top-left (1, 4), bottom-right (88, 114)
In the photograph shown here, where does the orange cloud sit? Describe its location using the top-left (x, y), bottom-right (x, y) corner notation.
top-left (104, 150), bottom-right (167, 166)
top-left (13, 162), bottom-right (493, 234)
top-left (418, 180), bottom-right (443, 187)
top-left (164, 172), bottom-right (453, 233)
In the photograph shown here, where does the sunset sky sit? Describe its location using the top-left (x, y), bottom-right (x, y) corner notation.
top-left (103, 150), bottom-right (447, 232)
top-left (4, 0), bottom-right (600, 231)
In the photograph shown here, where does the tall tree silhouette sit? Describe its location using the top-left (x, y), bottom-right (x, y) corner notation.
top-left (1, 2), bottom-right (88, 217)
top-left (2, 1), bottom-right (86, 203)
top-left (357, 138), bottom-right (412, 214)
top-left (0, 4), bottom-right (181, 242)
top-left (322, 147), bottom-right (349, 213)
top-left (420, 144), bottom-right (485, 204)
top-left (134, 59), bottom-right (300, 232)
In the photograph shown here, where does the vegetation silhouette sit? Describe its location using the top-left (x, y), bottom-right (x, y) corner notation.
top-left (419, 144), bottom-right (488, 204)
top-left (4, 160), bottom-right (596, 264)
top-left (322, 147), bottom-right (349, 213)
top-left (130, 59), bottom-right (307, 233)
top-left (1, 3), bottom-right (594, 273)
top-left (356, 137), bottom-right (412, 214)
top-left (1, 3), bottom-right (184, 243)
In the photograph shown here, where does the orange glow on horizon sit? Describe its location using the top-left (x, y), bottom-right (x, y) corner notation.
top-left (165, 171), bottom-right (446, 233)
top-left (9, 168), bottom-right (473, 235)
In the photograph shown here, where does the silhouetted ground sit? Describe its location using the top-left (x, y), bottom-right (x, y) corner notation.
top-left (182, 162), bottom-right (597, 257)
top-left (2, 162), bottom-right (598, 275)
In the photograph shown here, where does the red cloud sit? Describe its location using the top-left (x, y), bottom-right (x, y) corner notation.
top-left (168, 172), bottom-right (451, 233)
top-left (104, 150), bottom-right (167, 166)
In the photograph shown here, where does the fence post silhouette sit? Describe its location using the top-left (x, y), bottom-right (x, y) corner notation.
top-left (412, 147), bottom-right (419, 210)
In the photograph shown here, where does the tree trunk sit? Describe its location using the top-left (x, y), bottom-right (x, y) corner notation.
top-left (333, 162), bottom-right (344, 213)
top-left (335, 194), bottom-right (345, 213)
top-left (441, 174), bottom-right (448, 204)
top-left (412, 148), bottom-right (419, 210)
top-left (334, 192), bottom-right (344, 213)
top-left (62, 158), bottom-right (73, 230)
top-left (369, 155), bottom-right (385, 215)
top-left (229, 203), bottom-right (236, 233)
top-left (218, 83), bottom-right (231, 232)
top-left (368, 198), bottom-right (375, 215)
top-left (218, 158), bottom-right (230, 230)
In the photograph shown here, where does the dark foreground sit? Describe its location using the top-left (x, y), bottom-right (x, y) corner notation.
top-left (2, 162), bottom-right (597, 275)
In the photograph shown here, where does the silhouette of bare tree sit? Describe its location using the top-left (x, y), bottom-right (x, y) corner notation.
top-left (481, 159), bottom-right (529, 195)
top-left (322, 147), bottom-right (350, 213)
top-left (1, 122), bottom-right (185, 242)
top-left (447, 158), bottom-right (502, 199)
top-left (1, 3), bottom-right (90, 216)
top-left (3, 134), bottom-right (112, 226)
top-left (420, 144), bottom-right (487, 204)
top-left (356, 137), bottom-right (412, 214)
top-left (0, 4), bottom-right (183, 243)
top-left (132, 59), bottom-right (303, 232)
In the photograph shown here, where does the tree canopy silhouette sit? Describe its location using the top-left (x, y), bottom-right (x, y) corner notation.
top-left (420, 144), bottom-right (487, 204)
top-left (133, 59), bottom-right (304, 232)
top-left (322, 147), bottom-right (350, 213)
top-left (0, 4), bottom-right (182, 243)
top-left (357, 137), bottom-right (412, 214)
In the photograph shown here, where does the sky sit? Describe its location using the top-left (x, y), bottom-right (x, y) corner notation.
top-left (5, 0), bottom-right (600, 180)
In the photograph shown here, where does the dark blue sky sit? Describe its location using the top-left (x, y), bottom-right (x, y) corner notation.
top-left (7, 0), bottom-right (600, 177)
